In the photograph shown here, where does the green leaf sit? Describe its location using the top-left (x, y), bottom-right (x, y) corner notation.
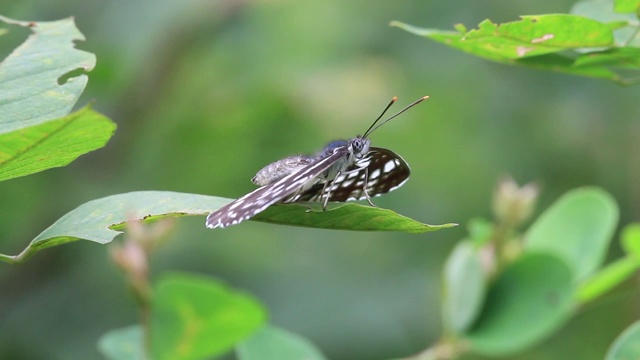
top-left (571, 0), bottom-right (640, 47)
top-left (614, 0), bottom-right (640, 13)
top-left (0, 106), bottom-right (116, 182)
top-left (574, 47), bottom-right (640, 68)
top-left (621, 223), bottom-right (640, 256)
top-left (0, 191), bottom-right (228, 263)
top-left (392, 15), bottom-right (640, 84)
top-left (392, 15), bottom-right (613, 61)
top-left (467, 218), bottom-right (493, 246)
top-left (97, 325), bottom-right (145, 360)
top-left (606, 320), bottom-right (640, 360)
top-left (0, 191), bottom-right (452, 264)
top-left (255, 203), bottom-right (457, 233)
top-left (236, 326), bottom-right (327, 360)
top-left (0, 16), bottom-right (95, 134)
top-left (525, 187), bottom-right (619, 281)
top-left (576, 256), bottom-right (640, 303)
top-left (151, 273), bottom-right (267, 360)
top-left (442, 241), bottom-right (487, 333)
top-left (577, 223), bottom-right (640, 302)
top-left (465, 253), bottom-right (574, 355)
top-left (516, 52), bottom-right (630, 82)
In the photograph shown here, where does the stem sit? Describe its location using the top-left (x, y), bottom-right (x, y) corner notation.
top-left (0, 245), bottom-right (37, 264)
top-left (407, 337), bottom-right (467, 360)
top-left (624, 22), bottom-right (640, 47)
top-left (130, 274), bottom-right (153, 353)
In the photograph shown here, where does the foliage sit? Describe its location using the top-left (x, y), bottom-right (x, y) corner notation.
top-left (392, 0), bottom-right (640, 85)
top-left (0, 14), bottom-right (453, 360)
top-left (439, 186), bottom-right (628, 356)
top-left (2, 0), bottom-right (640, 359)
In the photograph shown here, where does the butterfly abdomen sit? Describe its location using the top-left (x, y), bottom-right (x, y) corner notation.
top-left (252, 155), bottom-right (314, 186)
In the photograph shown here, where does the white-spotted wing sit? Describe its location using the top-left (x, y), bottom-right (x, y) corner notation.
top-left (289, 147), bottom-right (410, 203)
top-left (205, 148), bottom-right (348, 229)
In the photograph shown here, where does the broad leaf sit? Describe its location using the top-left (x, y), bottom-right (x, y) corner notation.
top-left (465, 253), bottom-right (574, 355)
top-left (392, 14), bottom-right (640, 84)
top-left (151, 273), bottom-right (266, 360)
top-left (1, 191), bottom-right (228, 263)
top-left (255, 203), bottom-right (457, 233)
top-left (392, 15), bottom-right (613, 61)
top-left (0, 191), bottom-right (455, 264)
top-left (0, 16), bottom-right (95, 134)
top-left (525, 187), bottom-right (619, 281)
top-left (0, 106), bottom-right (116, 182)
top-left (442, 241), bottom-right (487, 333)
top-left (606, 320), bottom-right (640, 360)
top-left (98, 325), bottom-right (145, 360)
top-left (236, 326), bottom-right (327, 360)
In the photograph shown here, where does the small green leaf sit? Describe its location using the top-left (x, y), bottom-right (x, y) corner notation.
top-left (465, 253), bottom-right (574, 355)
top-left (442, 241), bottom-right (487, 333)
top-left (467, 218), bottom-right (493, 246)
top-left (614, 0), bottom-right (640, 13)
top-left (0, 16), bottom-right (95, 134)
top-left (255, 203), bottom-right (457, 233)
top-left (97, 325), bottom-right (145, 360)
top-left (576, 256), bottom-right (640, 303)
top-left (151, 273), bottom-right (267, 360)
top-left (606, 320), bottom-right (640, 360)
top-left (453, 23), bottom-right (467, 33)
top-left (236, 326), bottom-right (327, 360)
top-left (0, 106), bottom-right (116, 182)
top-left (525, 187), bottom-right (619, 281)
top-left (621, 223), bottom-right (640, 256)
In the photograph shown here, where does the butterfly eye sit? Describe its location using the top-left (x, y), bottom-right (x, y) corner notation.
top-left (351, 138), bottom-right (370, 158)
top-left (352, 141), bottom-right (360, 152)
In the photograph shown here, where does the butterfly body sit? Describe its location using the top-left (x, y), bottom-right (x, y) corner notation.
top-left (290, 146), bottom-right (410, 204)
top-left (205, 96), bottom-right (427, 229)
top-left (252, 155), bottom-right (313, 186)
top-left (316, 137), bottom-right (371, 184)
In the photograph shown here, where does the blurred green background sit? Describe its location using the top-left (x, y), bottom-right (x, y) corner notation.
top-left (1, 1), bottom-right (639, 359)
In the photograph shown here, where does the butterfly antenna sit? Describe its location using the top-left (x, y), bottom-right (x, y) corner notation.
top-left (362, 96), bottom-right (398, 138)
top-left (363, 95), bottom-right (429, 138)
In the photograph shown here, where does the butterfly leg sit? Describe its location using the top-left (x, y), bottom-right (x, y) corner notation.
top-left (288, 186), bottom-right (318, 213)
top-left (320, 174), bottom-right (335, 211)
top-left (362, 167), bottom-right (377, 207)
top-left (286, 186), bottom-right (305, 203)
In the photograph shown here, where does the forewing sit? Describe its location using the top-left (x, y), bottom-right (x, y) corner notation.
top-left (295, 147), bottom-right (410, 202)
top-left (205, 149), bottom-right (345, 229)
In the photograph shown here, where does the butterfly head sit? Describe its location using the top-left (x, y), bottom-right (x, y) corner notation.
top-left (349, 136), bottom-right (371, 159)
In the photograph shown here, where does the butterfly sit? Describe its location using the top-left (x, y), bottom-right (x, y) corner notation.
top-left (205, 95), bottom-right (428, 229)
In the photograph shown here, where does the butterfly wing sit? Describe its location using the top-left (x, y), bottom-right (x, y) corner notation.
top-left (293, 147), bottom-right (410, 203)
top-left (206, 148), bottom-right (347, 229)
